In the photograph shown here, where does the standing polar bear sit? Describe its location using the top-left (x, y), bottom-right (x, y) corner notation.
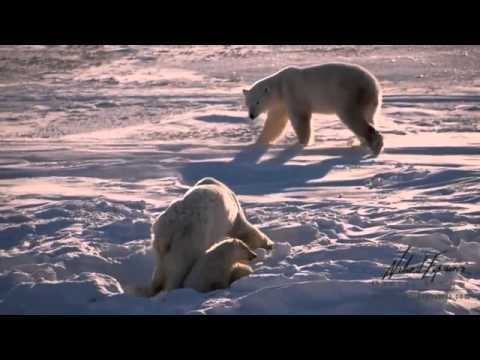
top-left (243, 63), bottom-right (384, 155)
top-left (139, 177), bottom-right (273, 297)
top-left (183, 238), bottom-right (257, 293)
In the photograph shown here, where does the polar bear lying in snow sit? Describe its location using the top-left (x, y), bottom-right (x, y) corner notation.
top-left (183, 238), bottom-right (257, 293)
top-left (137, 177), bottom-right (273, 297)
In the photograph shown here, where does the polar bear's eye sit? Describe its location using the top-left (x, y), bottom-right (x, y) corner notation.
top-left (256, 101), bottom-right (260, 105)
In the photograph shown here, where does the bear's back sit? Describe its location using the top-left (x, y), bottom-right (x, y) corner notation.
top-left (299, 63), bottom-right (379, 89)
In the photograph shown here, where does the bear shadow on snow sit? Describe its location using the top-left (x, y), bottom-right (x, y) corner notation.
top-left (179, 144), bottom-right (368, 196)
top-left (195, 114), bottom-right (247, 124)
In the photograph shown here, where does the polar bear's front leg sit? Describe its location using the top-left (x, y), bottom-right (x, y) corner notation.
top-left (289, 109), bottom-right (313, 146)
top-left (256, 107), bottom-right (288, 145)
top-left (230, 217), bottom-right (273, 250)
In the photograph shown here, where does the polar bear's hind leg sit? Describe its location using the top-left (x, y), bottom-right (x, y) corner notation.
top-left (338, 104), bottom-right (383, 156)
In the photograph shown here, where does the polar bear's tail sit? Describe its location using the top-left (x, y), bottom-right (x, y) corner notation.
top-left (358, 84), bottom-right (382, 127)
top-left (151, 207), bottom-right (178, 257)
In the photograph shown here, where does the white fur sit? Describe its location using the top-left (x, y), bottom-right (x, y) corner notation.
top-left (183, 239), bottom-right (256, 293)
top-left (243, 63), bottom-right (384, 155)
top-left (138, 177), bottom-right (273, 297)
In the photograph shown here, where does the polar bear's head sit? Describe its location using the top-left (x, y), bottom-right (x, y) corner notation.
top-left (243, 83), bottom-right (274, 120)
top-left (232, 239), bottom-right (258, 262)
top-left (212, 239), bottom-right (257, 262)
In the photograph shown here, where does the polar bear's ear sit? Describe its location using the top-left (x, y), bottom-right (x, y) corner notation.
top-left (242, 89), bottom-right (248, 96)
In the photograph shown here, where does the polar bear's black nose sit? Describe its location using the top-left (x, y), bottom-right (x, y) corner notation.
top-left (249, 112), bottom-right (255, 120)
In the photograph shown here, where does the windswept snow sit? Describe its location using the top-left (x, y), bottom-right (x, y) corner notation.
top-left (1, 45), bottom-right (479, 314)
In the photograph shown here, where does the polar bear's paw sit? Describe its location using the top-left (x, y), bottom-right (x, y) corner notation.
top-left (368, 131), bottom-right (384, 156)
top-left (264, 237), bottom-right (274, 250)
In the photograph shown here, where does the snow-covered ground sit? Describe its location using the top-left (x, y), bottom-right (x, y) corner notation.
top-left (1, 45), bottom-right (479, 314)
